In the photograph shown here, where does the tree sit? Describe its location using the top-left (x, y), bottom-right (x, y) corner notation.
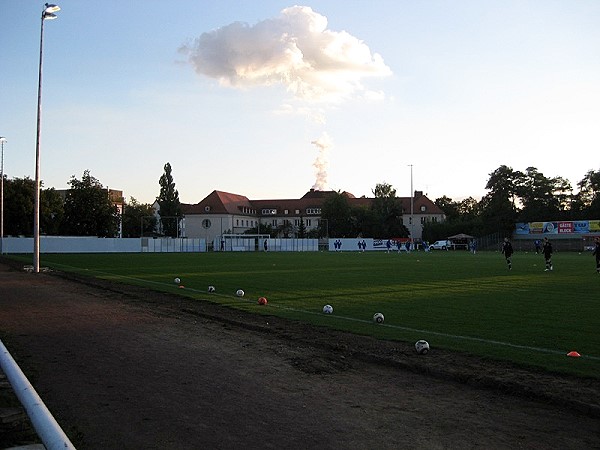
top-left (296, 217), bottom-right (307, 238)
top-left (370, 182), bottom-right (407, 238)
top-left (61, 170), bottom-right (120, 237)
top-left (516, 167), bottom-right (571, 222)
top-left (40, 187), bottom-right (64, 235)
top-left (3, 177), bottom-right (63, 236)
top-left (425, 194), bottom-right (484, 242)
top-left (320, 191), bottom-right (353, 237)
top-left (157, 162), bottom-right (181, 237)
top-left (435, 196), bottom-right (460, 222)
top-left (244, 223), bottom-right (275, 237)
top-left (348, 205), bottom-right (374, 238)
top-left (4, 177), bottom-right (35, 236)
top-left (575, 169), bottom-right (600, 218)
top-left (276, 219), bottom-right (294, 238)
top-left (480, 165), bottom-right (522, 237)
top-left (122, 197), bottom-right (157, 238)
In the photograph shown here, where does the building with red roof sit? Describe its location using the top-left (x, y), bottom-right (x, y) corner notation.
top-left (179, 188), bottom-right (444, 243)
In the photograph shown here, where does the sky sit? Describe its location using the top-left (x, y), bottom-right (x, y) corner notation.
top-left (1, 1), bottom-right (599, 205)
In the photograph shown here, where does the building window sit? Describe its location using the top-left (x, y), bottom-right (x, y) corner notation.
top-left (202, 219), bottom-right (211, 229)
top-left (420, 205), bottom-right (426, 212)
top-left (306, 219), bottom-right (312, 227)
top-left (284, 209), bottom-right (289, 214)
top-left (294, 219), bottom-right (300, 226)
top-left (236, 219), bottom-right (239, 226)
top-left (262, 209), bottom-right (277, 215)
top-left (306, 208), bottom-right (321, 215)
top-left (272, 219), bottom-right (278, 226)
top-left (295, 209), bottom-right (300, 214)
top-left (204, 206), bottom-right (211, 212)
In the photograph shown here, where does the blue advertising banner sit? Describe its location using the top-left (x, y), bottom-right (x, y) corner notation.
top-left (514, 220), bottom-right (599, 235)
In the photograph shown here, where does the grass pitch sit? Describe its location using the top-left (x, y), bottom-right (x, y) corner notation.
top-left (11, 250), bottom-right (600, 378)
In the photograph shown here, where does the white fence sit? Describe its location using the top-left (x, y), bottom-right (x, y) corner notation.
top-left (329, 238), bottom-right (417, 252)
top-left (2, 237), bottom-right (206, 254)
top-left (141, 237), bottom-right (205, 253)
top-left (213, 237), bottom-right (318, 252)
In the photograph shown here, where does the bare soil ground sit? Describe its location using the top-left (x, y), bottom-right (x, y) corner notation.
top-left (0, 259), bottom-right (599, 449)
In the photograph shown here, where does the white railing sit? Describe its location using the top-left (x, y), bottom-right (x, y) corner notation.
top-left (0, 339), bottom-right (76, 449)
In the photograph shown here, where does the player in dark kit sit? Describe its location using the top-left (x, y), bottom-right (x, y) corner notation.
top-left (502, 238), bottom-right (514, 270)
top-left (543, 237), bottom-right (553, 271)
top-left (593, 237), bottom-right (600, 274)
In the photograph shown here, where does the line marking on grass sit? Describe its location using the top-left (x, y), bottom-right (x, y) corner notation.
top-left (261, 303), bottom-right (600, 361)
top-left (45, 263), bottom-right (600, 362)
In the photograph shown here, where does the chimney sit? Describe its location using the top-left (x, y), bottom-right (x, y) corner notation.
top-left (414, 190), bottom-right (423, 199)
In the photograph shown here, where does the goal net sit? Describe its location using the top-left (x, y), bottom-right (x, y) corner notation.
top-left (218, 234), bottom-right (271, 252)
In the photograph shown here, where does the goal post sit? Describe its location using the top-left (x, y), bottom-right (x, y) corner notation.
top-left (218, 234), bottom-right (271, 252)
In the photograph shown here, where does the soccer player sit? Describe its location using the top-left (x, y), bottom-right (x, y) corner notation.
top-left (593, 237), bottom-right (600, 274)
top-left (543, 237), bottom-right (553, 271)
top-left (502, 237), bottom-right (513, 270)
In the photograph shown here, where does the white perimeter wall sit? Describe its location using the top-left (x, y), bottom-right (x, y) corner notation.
top-left (212, 238), bottom-right (318, 252)
top-left (329, 238), bottom-right (421, 251)
top-left (2, 237), bottom-right (206, 253)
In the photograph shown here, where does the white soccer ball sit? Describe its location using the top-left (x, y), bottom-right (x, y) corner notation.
top-left (236, 289), bottom-right (245, 297)
top-left (174, 277), bottom-right (181, 285)
top-left (415, 340), bottom-right (430, 355)
top-left (373, 312), bottom-right (384, 324)
top-left (208, 285), bottom-right (216, 293)
top-left (323, 304), bottom-right (333, 314)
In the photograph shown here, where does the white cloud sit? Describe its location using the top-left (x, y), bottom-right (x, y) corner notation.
top-left (180, 5), bottom-right (391, 102)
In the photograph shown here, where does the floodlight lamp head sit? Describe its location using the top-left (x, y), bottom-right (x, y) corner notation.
top-left (43, 12), bottom-right (58, 20)
top-left (44, 3), bottom-right (61, 13)
top-left (0, 137), bottom-right (6, 143)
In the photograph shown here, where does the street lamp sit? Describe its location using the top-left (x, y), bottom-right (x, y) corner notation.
top-left (0, 137), bottom-right (6, 255)
top-left (33, 3), bottom-right (60, 273)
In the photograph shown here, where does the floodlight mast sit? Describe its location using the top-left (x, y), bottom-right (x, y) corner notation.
top-left (0, 137), bottom-right (6, 255)
top-left (33, 3), bottom-right (60, 273)
top-left (408, 164), bottom-right (414, 245)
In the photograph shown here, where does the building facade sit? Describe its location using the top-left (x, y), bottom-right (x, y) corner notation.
top-left (179, 189), bottom-right (445, 244)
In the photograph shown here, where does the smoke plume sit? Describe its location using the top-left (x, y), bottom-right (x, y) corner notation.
top-left (311, 133), bottom-right (332, 190)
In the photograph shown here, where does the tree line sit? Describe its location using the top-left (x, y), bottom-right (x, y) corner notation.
top-left (426, 165), bottom-right (600, 241)
top-left (2, 163), bottom-right (598, 240)
top-left (2, 163), bottom-right (181, 238)
top-left (298, 165), bottom-right (600, 241)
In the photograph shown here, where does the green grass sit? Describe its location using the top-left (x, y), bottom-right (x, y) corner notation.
top-left (8, 250), bottom-right (600, 378)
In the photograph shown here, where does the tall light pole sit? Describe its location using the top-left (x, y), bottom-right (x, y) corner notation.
top-left (408, 164), bottom-right (414, 245)
top-left (0, 137), bottom-right (6, 255)
top-left (33, 3), bottom-right (60, 273)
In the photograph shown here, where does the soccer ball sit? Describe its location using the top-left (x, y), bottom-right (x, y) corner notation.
top-left (323, 304), bottom-right (333, 314)
top-left (415, 340), bottom-right (430, 355)
top-left (236, 289), bottom-right (245, 297)
top-left (208, 285), bottom-right (216, 293)
top-left (258, 297), bottom-right (268, 305)
top-left (174, 277), bottom-right (181, 285)
top-left (373, 312), bottom-right (384, 324)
